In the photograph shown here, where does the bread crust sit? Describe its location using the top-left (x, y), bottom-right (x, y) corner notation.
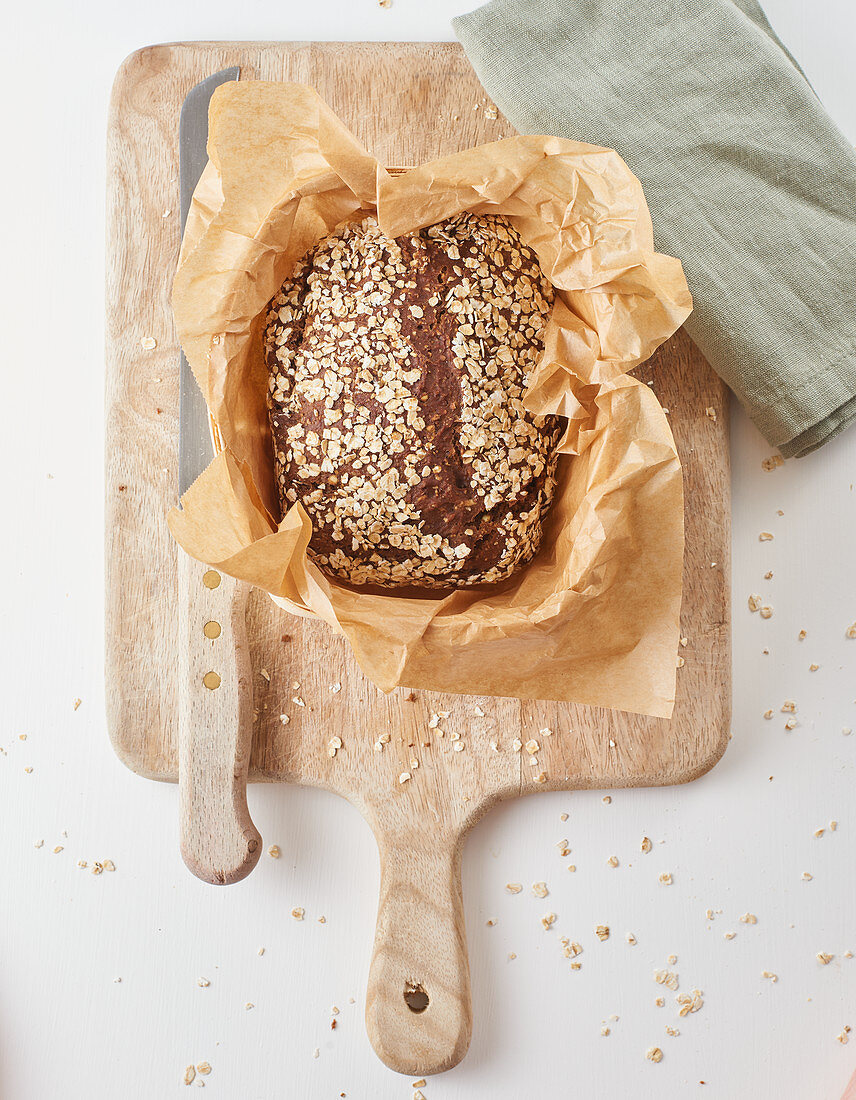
top-left (265, 213), bottom-right (560, 589)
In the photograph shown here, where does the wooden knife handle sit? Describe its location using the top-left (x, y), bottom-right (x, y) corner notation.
top-left (365, 826), bottom-right (472, 1075)
top-left (178, 555), bottom-right (261, 885)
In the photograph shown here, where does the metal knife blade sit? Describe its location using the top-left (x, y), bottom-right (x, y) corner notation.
top-left (178, 67), bottom-right (240, 497)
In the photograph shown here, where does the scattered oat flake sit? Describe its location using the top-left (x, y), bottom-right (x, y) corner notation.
top-left (292, 696), bottom-right (305, 707)
top-left (53, 846), bottom-right (64, 854)
top-left (601, 1026), bottom-right (611, 1037)
top-left (539, 727), bottom-right (553, 737)
top-left (506, 883), bottom-right (523, 894)
top-left (413, 1093), bottom-right (426, 1100)
top-left (291, 907), bottom-right (304, 920)
top-left (312, 1048), bottom-right (319, 1058)
top-left (676, 655), bottom-right (685, 668)
top-left (748, 594), bottom-right (762, 612)
top-left (399, 771), bottom-right (411, 784)
top-left (532, 881), bottom-right (549, 898)
top-left (654, 969), bottom-right (679, 991)
top-left (641, 836), bottom-right (653, 853)
top-left (815, 828), bottom-right (825, 838)
top-left (659, 873), bottom-right (673, 886)
top-left (762, 454), bottom-right (784, 471)
top-left (655, 996), bottom-right (665, 1008)
top-left (763, 709), bottom-right (773, 719)
top-left (34, 840), bottom-right (44, 849)
top-left (667, 954), bottom-right (678, 964)
top-left (666, 1026), bottom-right (681, 1037)
top-left (413, 1080), bottom-right (427, 1089)
top-left (508, 953), bottom-right (517, 960)
top-left (602, 795), bottom-right (612, 804)
top-left (817, 953), bottom-right (834, 965)
top-left (762, 970), bottom-right (778, 982)
top-left (184, 1065), bottom-right (196, 1085)
top-left (607, 856), bottom-right (619, 868)
top-left (330, 682), bottom-right (341, 693)
top-left (785, 719), bottom-right (797, 730)
top-left (596, 925), bottom-right (610, 941)
top-left (760, 606), bottom-right (773, 618)
top-left (837, 1027), bottom-right (851, 1045)
top-left (677, 989), bottom-right (704, 1016)
top-left (259, 668), bottom-right (270, 682)
top-left (740, 913), bottom-right (758, 924)
top-left (704, 407), bottom-right (717, 421)
top-left (646, 1046), bottom-right (664, 1063)
top-left (198, 977), bottom-right (210, 987)
top-left (24, 766), bottom-right (33, 774)
top-left (378, 0), bottom-right (392, 7)
top-left (484, 104), bottom-right (499, 120)
top-left (535, 771), bottom-right (548, 783)
top-left (626, 933), bottom-right (637, 945)
top-left (846, 622), bottom-right (856, 639)
top-left (140, 336), bottom-right (157, 350)
top-left (809, 663), bottom-right (819, 671)
top-left (268, 845), bottom-right (281, 859)
top-left (830, 820), bottom-right (838, 832)
top-left (524, 739), bottom-right (540, 755)
top-left (802, 872), bottom-right (813, 881)
top-left (724, 932), bottom-right (737, 940)
top-left (759, 531), bottom-right (774, 541)
top-left (73, 698), bottom-right (82, 711)
top-left (541, 912), bottom-right (557, 930)
top-left (782, 700), bottom-right (796, 713)
top-left (560, 812), bottom-right (569, 822)
top-left (453, 742), bottom-right (465, 753)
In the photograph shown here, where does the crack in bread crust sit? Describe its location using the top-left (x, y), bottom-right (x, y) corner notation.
top-left (265, 213), bottom-right (560, 590)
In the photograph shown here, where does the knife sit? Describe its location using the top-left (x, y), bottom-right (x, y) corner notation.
top-left (176, 67), bottom-right (261, 885)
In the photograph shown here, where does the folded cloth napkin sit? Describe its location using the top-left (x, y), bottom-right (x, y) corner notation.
top-left (453, 0), bottom-right (856, 457)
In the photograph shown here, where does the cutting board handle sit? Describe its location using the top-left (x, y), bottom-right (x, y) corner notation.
top-left (178, 557), bottom-right (261, 885)
top-left (365, 826), bottom-right (472, 1075)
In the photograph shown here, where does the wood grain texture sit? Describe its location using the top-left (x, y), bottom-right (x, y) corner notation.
top-left (178, 560), bottom-right (261, 885)
top-left (105, 41), bottom-right (731, 1074)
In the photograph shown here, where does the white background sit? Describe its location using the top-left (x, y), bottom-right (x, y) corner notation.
top-left (2, 1), bottom-right (855, 1097)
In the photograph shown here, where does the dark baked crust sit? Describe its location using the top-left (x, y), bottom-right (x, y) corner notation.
top-left (264, 213), bottom-right (560, 589)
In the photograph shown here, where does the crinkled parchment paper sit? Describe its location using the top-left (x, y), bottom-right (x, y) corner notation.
top-left (168, 82), bottom-right (692, 718)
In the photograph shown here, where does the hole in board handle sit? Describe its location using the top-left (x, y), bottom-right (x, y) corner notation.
top-left (403, 981), bottom-right (429, 1013)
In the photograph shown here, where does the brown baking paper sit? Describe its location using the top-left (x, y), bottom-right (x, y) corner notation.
top-left (169, 82), bottom-right (692, 718)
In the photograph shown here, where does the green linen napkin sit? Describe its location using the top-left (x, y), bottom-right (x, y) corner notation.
top-left (453, 0), bottom-right (856, 457)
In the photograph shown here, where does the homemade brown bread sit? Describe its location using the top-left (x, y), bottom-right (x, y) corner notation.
top-left (264, 212), bottom-right (561, 589)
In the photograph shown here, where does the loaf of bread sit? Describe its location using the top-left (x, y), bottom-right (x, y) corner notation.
top-left (264, 212), bottom-right (561, 589)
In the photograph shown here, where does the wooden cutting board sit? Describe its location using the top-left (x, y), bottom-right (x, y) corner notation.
top-left (105, 41), bottom-right (731, 1077)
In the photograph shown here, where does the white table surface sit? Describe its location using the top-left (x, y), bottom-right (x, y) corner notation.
top-left (2, 1), bottom-right (855, 1097)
